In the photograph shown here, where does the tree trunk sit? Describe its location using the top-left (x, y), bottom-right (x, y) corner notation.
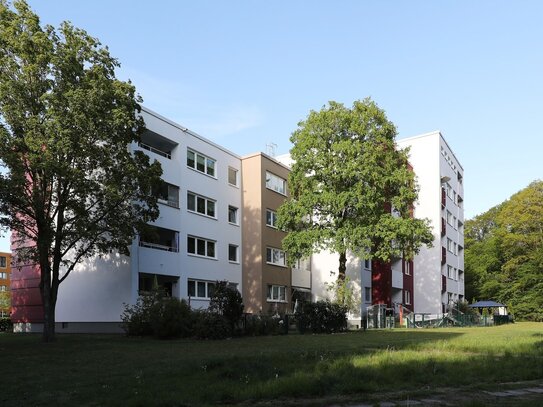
top-left (39, 259), bottom-right (57, 342)
top-left (337, 251), bottom-right (347, 305)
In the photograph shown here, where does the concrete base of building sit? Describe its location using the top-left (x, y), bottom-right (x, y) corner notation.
top-left (13, 322), bottom-right (124, 334)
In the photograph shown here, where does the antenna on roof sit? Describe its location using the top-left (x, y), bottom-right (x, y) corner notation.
top-left (266, 142), bottom-right (277, 157)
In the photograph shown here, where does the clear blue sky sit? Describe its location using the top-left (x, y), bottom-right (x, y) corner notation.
top-left (1, 0), bottom-right (542, 251)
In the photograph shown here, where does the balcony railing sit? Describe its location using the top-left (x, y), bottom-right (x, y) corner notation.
top-left (157, 197), bottom-right (180, 209)
top-left (138, 142), bottom-right (171, 159)
top-left (139, 241), bottom-right (178, 252)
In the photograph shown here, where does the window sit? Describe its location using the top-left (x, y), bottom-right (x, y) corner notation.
top-left (404, 290), bottom-right (411, 305)
top-left (228, 244), bottom-right (238, 262)
top-left (265, 171), bottom-right (286, 195)
top-left (266, 247), bottom-right (286, 267)
top-left (266, 209), bottom-right (278, 228)
top-left (447, 265), bottom-right (455, 279)
top-left (446, 211), bottom-right (453, 226)
top-left (0, 256), bottom-right (5, 268)
top-left (0, 285), bottom-right (6, 292)
top-left (364, 287), bottom-right (371, 303)
top-left (0, 272), bottom-right (7, 279)
top-left (228, 206), bottom-right (238, 224)
top-left (447, 238), bottom-right (454, 253)
top-left (453, 216), bottom-right (457, 230)
top-left (187, 192), bottom-right (216, 218)
top-left (187, 149), bottom-right (216, 177)
top-left (448, 292), bottom-right (454, 304)
top-left (187, 236), bottom-right (216, 258)
top-left (267, 285), bottom-right (286, 302)
top-left (405, 261), bottom-right (411, 275)
top-left (454, 242), bottom-right (458, 255)
top-left (294, 257), bottom-right (310, 271)
top-left (228, 167), bottom-right (238, 186)
top-left (188, 279), bottom-right (216, 299)
top-left (364, 259), bottom-right (371, 270)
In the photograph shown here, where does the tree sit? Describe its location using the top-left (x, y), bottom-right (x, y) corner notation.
top-left (208, 281), bottom-right (244, 333)
top-left (0, 0), bottom-right (162, 341)
top-left (277, 99), bottom-right (433, 300)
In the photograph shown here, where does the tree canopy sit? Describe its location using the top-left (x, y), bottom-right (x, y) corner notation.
top-left (465, 180), bottom-right (543, 321)
top-left (0, 0), bottom-right (162, 341)
top-left (277, 99), bottom-right (433, 284)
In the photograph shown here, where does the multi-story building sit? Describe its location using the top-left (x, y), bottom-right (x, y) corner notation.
top-left (241, 152), bottom-right (311, 314)
top-left (11, 107), bottom-right (243, 332)
top-left (0, 252), bottom-right (11, 317)
top-left (397, 131), bottom-right (464, 314)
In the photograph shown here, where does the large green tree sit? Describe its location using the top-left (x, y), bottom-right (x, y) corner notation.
top-left (277, 99), bottom-right (433, 294)
top-left (0, 0), bottom-right (162, 341)
top-left (465, 180), bottom-right (543, 320)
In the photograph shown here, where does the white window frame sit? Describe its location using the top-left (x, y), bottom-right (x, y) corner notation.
top-left (0, 272), bottom-right (7, 279)
top-left (228, 244), bottom-right (239, 263)
top-left (228, 167), bottom-right (238, 187)
top-left (447, 265), bottom-right (455, 279)
top-left (187, 192), bottom-right (216, 219)
top-left (446, 210), bottom-right (453, 226)
top-left (187, 279), bottom-right (216, 299)
top-left (265, 209), bottom-right (278, 228)
top-left (293, 257), bottom-right (311, 271)
top-left (364, 259), bottom-right (371, 270)
top-left (447, 238), bottom-right (454, 253)
top-left (187, 235), bottom-right (216, 259)
top-left (187, 148), bottom-right (216, 177)
top-left (364, 286), bottom-right (371, 303)
top-left (405, 261), bottom-right (411, 275)
top-left (266, 247), bottom-right (286, 267)
top-left (228, 205), bottom-right (238, 225)
top-left (267, 285), bottom-right (287, 302)
top-left (0, 256), bottom-right (6, 268)
top-left (265, 171), bottom-right (286, 195)
top-left (404, 289), bottom-right (411, 305)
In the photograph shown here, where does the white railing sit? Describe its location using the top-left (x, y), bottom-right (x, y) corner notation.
top-left (138, 142), bottom-right (171, 159)
top-left (157, 198), bottom-right (180, 209)
top-left (139, 241), bottom-right (178, 252)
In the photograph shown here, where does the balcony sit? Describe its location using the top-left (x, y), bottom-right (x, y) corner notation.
top-left (139, 225), bottom-right (179, 252)
top-left (441, 247), bottom-right (446, 264)
top-left (138, 129), bottom-right (177, 159)
top-left (154, 181), bottom-right (180, 209)
top-left (441, 187), bottom-right (446, 208)
top-left (442, 275), bottom-right (447, 293)
top-left (138, 273), bottom-right (179, 297)
top-left (441, 217), bottom-right (446, 236)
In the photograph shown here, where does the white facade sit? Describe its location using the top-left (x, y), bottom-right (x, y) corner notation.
top-left (55, 107), bottom-right (243, 329)
top-left (397, 131), bottom-right (464, 314)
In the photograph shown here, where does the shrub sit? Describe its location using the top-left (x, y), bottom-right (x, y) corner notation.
top-left (121, 292), bottom-right (159, 336)
top-left (193, 311), bottom-right (231, 340)
top-left (242, 314), bottom-right (286, 336)
top-left (0, 317), bottom-right (12, 332)
top-left (150, 297), bottom-right (193, 339)
top-left (295, 300), bottom-right (347, 334)
top-left (208, 281), bottom-right (244, 333)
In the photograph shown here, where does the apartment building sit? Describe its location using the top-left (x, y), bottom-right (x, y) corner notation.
top-left (397, 131), bottom-right (464, 314)
top-left (0, 252), bottom-right (11, 317)
top-left (241, 152), bottom-right (308, 314)
top-left (11, 107), bottom-right (243, 332)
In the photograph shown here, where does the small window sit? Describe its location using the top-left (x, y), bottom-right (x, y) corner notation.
top-left (228, 206), bottom-right (238, 224)
top-left (188, 279), bottom-right (216, 299)
top-left (405, 261), bottom-right (411, 275)
top-left (187, 236), bottom-right (216, 259)
top-left (267, 285), bottom-right (286, 302)
top-left (294, 257), bottom-right (310, 271)
top-left (228, 244), bottom-right (238, 262)
top-left (404, 290), bottom-right (411, 305)
top-left (447, 238), bottom-right (454, 253)
top-left (265, 171), bottom-right (286, 195)
top-left (187, 192), bottom-right (216, 218)
top-left (228, 167), bottom-right (238, 186)
top-left (0, 256), bottom-right (6, 268)
top-left (0, 285), bottom-right (6, 292)
top-left (364, 259), bottom-right (371, 270)
top-left (364, 287), bottom-right (371, 303)
top-left (187, 149), bottom-right (216, 177)
top-left (266, 209), bottom-right (278, 228)
top-left (266, 247), bottom-right (286, 267)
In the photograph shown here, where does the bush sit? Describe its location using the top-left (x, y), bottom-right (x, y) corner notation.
top-left (295, 300), bottom-right (347, 334)
top-left (0, 317), bottom-right (12, 332)
top-left (208, 281), bottom-right (244, 333)
top-left (193, 311), bottom-right (231, 340)
top-left (242, 314), bottom-right (286, 336)
top-left (121, 291), bottom-right (193, 339)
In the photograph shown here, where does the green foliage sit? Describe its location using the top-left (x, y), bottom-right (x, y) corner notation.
top-left (465, 180), bottom-right (543, 321)
top-left (208, 281), bottom-right (244, 332)
top-left (324, 274), bottom-right (358, 312)
top-left (193, 311), bottom-right (231, 340)
top-left (277, 99), bottom-right (433, 281)
top-left (0, 317), bottom-right (12, 331)
top-left (242, 314), bottom-right (287, 336)
top-left (0, 1), bottom-right (162, 341)
top-left (121, 292), bottom-right (193, 339)
top-left (295, 300), bottom-right (348, 334)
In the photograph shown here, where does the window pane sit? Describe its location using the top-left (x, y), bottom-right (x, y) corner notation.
top-left (272, 285), bottom-right (278, 299)
top-left (208, 282), bottom-right (216, 298)
top-left (229, 206), bottom-right (237, 223)
top-left (279, 286), bottom-right (285, 301)
top-left (197, 197), bottom-right (206, 214)
top-left (187, 237), bottom-right (195, 254)
top-left (206, 159), bottom-right (215, 176)
top-left (228, 168), bottom-right (237, 185)
top-left (196, 154), bottom-right (206, 172)
top-left (229, 245), bottom-right (237, 262)
top-left (266, 210), bottom-right (272, 226)
top-left (266, 248), bottom-right (271, 263)
top-left (197, 239), bottom-right (206, 256)
top-left (187, 193), bottom-right (195, 211)
top-left (188, 280), bottom-right (195, 297)
top-left (207, 241), bottom-right (215, 258)
top-left (267, 285), bottom-right (272, 299)
top-left (187, 150), bottom-right (195, 168)
top-left (207, 200), bottom-right (215, 217)
top-left (197, 281), bottom-right (206, 298)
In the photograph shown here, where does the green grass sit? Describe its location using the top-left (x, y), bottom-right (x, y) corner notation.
top-left (1, 322), bottom-right (542, 406)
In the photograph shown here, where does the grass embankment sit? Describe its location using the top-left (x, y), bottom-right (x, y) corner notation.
top-left (1, 322), bottom-right (542, 406)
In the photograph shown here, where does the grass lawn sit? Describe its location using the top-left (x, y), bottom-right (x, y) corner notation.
top-left (1, 322), bottom-right (542, 406)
